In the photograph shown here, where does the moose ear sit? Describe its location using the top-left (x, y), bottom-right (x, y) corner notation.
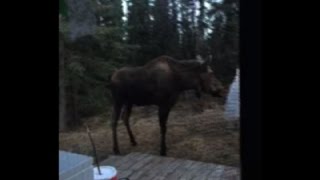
top-left (206, 55), bottom-right (212, 64)
top-left (196, 55), bottom-right (205, 64)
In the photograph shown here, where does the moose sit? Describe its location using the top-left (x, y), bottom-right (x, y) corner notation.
top-left (109, 55), bottom-right (224, 156)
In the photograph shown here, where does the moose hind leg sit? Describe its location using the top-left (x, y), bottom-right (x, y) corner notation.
top-left (112, 103), bottom-right (122, 154)
top-left (158, 106), bottom-right (170, 156)
top-left (122, 104), bottom-right (137, 146)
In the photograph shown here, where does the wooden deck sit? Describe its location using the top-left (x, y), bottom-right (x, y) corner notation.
top-left (101, 152), bottom-right (240, 180)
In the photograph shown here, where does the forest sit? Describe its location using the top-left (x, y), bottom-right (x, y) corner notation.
top-left (59, 0), bottom-right (239, 131)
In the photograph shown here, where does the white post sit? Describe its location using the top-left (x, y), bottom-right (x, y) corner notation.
top-left (224, 68), bottom-right (240, 121)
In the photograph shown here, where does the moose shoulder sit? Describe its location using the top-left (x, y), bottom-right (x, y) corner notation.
top-left (109, 55), bottom-right (224, 156)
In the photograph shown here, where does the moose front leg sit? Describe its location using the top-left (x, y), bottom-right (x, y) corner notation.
top-left (158, 106), bottom-right (170, 156)
top-left (195, 88), bottom-right (201, 99)
top-left (194, 88), bottom-right (205, 113)
top-left (122, 104), bottom-right (137, 146)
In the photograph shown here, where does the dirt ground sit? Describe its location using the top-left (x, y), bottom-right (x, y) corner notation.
top-left (59, 95), bottom-right (240, 167)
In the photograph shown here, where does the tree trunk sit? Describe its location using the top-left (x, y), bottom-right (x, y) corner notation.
top-left (70, 79), bottom-right (80, 127)
top-left (66, 0), bottom-right (97, 41)
top-left (59, 33), bottom-right (67, 131)
top-left (196, 0), bottom-right (206, 56)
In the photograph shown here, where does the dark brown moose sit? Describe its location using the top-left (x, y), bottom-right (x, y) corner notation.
top-left (109, 55), bottom-right (224, 156)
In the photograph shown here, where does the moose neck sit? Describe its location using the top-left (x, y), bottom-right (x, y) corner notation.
top-left (182, 74), bottom-right (200, 91)
top-left (167, 59), bottom-right (204, 92)
top-left (143, 57), bottom-right (203, 93)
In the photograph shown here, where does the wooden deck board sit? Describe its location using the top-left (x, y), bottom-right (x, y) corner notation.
top-left (145, 157), bottom-right (176, 179)
top-left (100, 152), bottom-right (240, 180)
top-left (130, 156), bottom-right (163, 180)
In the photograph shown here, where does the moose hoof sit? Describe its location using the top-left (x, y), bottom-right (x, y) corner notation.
top-left (113, 149), bottom-right (120, 155)
top-left (160, 151), bottom-right (167, 156)
top-left (131, 141), bottom-right (137, 146)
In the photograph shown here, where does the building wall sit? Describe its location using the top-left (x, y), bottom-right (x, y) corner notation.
top-left (224, 68), bottom-right (240, 121)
